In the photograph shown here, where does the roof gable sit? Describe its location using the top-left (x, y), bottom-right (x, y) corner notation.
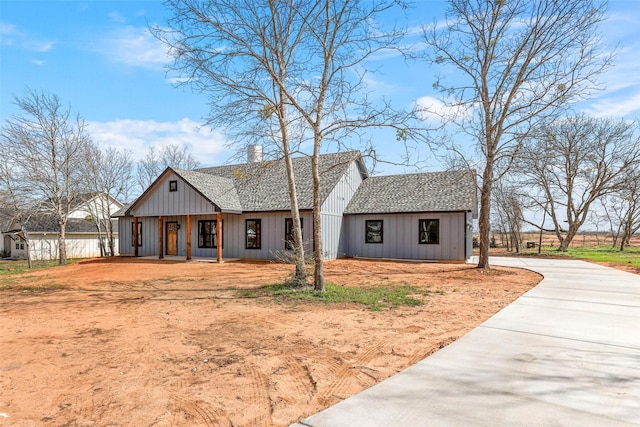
top-left (344, 170), bottom-right (477, 215)
top-left (172, 169), bottom-right (243, 213)
top-left (194, 151), bottom-right (365, 212)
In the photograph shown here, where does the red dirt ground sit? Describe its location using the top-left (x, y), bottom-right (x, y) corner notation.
top-left (0, 258), bottom-right (541, 426)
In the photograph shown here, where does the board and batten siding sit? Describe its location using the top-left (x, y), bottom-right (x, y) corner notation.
top-left (133, 172), bottom-right (218, 217)
top-left (320, 160), bottom-right (364, 259)
top-left (19, 233), bottom-right (120, 260)
top-left (204, 212), bottom-right (314, 259)
top-left (466, 211), bottom-right (473, 259)
top-left (118, 216), bottom-right (160, 257)
top-left (344, 212), bottom-right (469, 261)
top-left (119, 212), bottom-right (314, 260)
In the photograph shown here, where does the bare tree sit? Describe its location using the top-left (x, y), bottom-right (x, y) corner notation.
top-left (137, 144), bottom-right (200, 191)
top-left (617, 168), bottom-right (640, 250)
top-left (599, 166), bottom-right (640, 250)
top-left (492, 182), bottom-right (523, 252)
top-left (0, 158), bottom-right (38, 267)
top-left (282, 0), bottom-right (413, 291)
top-left (0, 89), bottom-right (93, 265)
top-left (84, 145), bottom-right (134, 256)
top-left (519, 115), bottom-right (640, 251)
top-left (423, 0), bottom-right (613, 268)
top-left (152, 0), bottom-right (312, 285)
top-left (154, 0), bottom-right (414, 290)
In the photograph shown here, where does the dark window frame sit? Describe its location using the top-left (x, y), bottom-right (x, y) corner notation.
top-left (197, 219), bottom-right (218, 248)
top-left (246, 219), bottom-right (261, 249)
top-left (131, 221), bottom-right (142, 247)
top-left (15, 237), bottom-right (25, 250)
top-left (284, 218), bottom-right (303, 250)
top-left (365, 219), bottom-right (384, 244)
top-left (419, 219), bottom-right (440, 244)
top-left (169, 180), bottom-right (178, 192)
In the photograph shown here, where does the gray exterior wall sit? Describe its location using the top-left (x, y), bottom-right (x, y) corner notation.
top-left (466, 211), bottom-right (473, 259)
top-left (343, 212), bottom-right (469, 261)
top-left (118, 212), bottom-right (314, 260)
top-left (118, 216), bottom-right (161, 257)
top-left (133, 171), bottom-right (218, 217)
top-left (320, 160), bottom-right (364, 259)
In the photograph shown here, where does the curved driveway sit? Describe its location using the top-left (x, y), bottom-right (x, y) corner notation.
top-left (292, 257), bottom-right (640, 426)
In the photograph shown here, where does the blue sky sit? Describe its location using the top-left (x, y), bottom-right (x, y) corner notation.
top-left (2, 0), bottom-right (639, 174)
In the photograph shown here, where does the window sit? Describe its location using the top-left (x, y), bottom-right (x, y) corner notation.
top-left (284, 218), bottom-right (303, 250)
top-left (198, 220), bottom-right (218, 248)
top-left (365, 220), bottom-right (383, 244)
top-left (419, 219), bottom-right (439, 244)
top-left (246, 219), bottom-right (261, 249)
top-left (131, 221), bottom-right (142, 247)
top-left (169, 180), bottom-right (178, 192)
top-left (15, 237), bottom-right (25, 250)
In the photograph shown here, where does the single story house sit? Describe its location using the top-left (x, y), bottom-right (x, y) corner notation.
top-left (116, 149), bottom-right (477, 262)
top-left (4, 193), bottom-right (122, 260)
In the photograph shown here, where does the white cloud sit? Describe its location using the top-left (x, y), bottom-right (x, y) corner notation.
top-left (0, 21), bottom-right (18, 37)
top-left (108, 11), bottom-right (127, 24)
top-left (0, 21), bottom-right (54, 52)
top-left (30, 59), bottom-right (46, 66)
top-left (35, 41), bottom-right (55, 52)
top-left (583, 91), bottom-right (640, 118)
top-left (98, 26), bottom-right (171, 69)
top-left (415, 96), bottom-right (473, 123)
top-left (87, 118), bottom-right (230, 165)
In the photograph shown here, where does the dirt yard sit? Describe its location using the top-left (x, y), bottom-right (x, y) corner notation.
top-left (0, 258), bottom-right (541, 426)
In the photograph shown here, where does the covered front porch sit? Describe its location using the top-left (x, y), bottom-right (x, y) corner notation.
top-left (132, 212), bottom-right (227, 262)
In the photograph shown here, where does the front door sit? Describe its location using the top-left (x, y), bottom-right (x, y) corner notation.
top-left (166, 222), bottom-right (178, 255)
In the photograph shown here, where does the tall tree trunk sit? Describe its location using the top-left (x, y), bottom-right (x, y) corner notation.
top-left (108, 219), bottom-right (115, 257)
top-left (477, 161), bottom-right (493, 269)
top-left (22, 226), bottom-right (32, 269)
top-left (283, 149), bottom-right (305, 285)
top-left (278, 88), bottom-right (306, 286)
top-left (311, 147), bottom-right (324, 291)
top-left (558, 225), bottom-right (579, 252)
top-left (58, 220), bottom-right (67, 265)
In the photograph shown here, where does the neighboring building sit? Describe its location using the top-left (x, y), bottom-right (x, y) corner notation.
top-left (117, 149), bottom-right (477, 263)
top-left (4, 193), bottom-right (123, 260)
top-left (0, 209), bottom-right (14, 258)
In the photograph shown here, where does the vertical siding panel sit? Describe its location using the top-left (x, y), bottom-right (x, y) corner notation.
top-left (319, 161), bottom-right (364, 259)
top-left (134, 172), bottom-right (217, 216)
top-left (344, 212), bottom-right (467, 261)
top-left (119, 217), bottom-right (133, 255)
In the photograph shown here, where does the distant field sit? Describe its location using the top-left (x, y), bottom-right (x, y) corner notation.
top-left (484, 232), bottom-right (640, 269)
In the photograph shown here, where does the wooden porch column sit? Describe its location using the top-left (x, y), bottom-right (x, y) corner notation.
top-left (186, 214), bottom-right (192, 260)
top-left (133, 216), bottom-right (139, 257)
top-left (216, 212), bottom-right (223, 263)
top-left (158, 216), bottom-right (164, 259)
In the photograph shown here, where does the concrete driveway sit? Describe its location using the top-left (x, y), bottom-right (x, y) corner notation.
top-left (292, 257), bottom-right (640, 426)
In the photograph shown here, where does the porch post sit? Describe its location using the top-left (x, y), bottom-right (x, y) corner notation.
top-left (133, 216), bottom-right (139, 257)
top-left (158, 216), bottom-right (164, 259)
top-left (186, 214), bottom-right (192, 260)
top-left (216, 212), bottom-right (223, 263)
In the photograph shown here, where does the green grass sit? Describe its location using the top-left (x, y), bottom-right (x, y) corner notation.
top-left (238, 282), bottom-right (424, 311)
top-left (558, 246), bottom-right (640, 267)
top-left (521, 245), bottom-right (640, 268)
top-left (0, 259), bottom-right (79, 276)
top-left (0, 259), bottom-right (78, 291)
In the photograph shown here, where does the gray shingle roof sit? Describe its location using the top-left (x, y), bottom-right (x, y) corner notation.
top-left (14, 215), bottom-right (118, 233)
top-left (194, 151), bottom-right (364, 211)
top-left (172, 169), bottom-right (243, 213)
top-left (344, 170), bottom-right (477, 215)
